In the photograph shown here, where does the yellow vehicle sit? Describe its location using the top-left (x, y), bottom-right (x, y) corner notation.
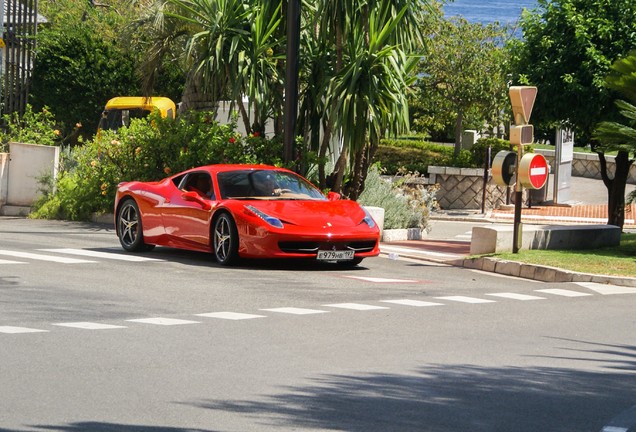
top-left (98, 97), bottom-right (176, 133)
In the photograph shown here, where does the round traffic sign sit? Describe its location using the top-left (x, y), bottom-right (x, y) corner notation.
top-left (492, 150), bottom-right (517, 186)
top-left (519, 153), bottom-right (549, 189)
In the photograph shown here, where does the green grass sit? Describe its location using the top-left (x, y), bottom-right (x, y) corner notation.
top-left (489, 233), bottom-right (636, 277)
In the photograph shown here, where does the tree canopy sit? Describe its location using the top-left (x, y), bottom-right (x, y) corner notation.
top-left (413, 15), bottom-right (511, 154)
top-left (508, 0), bottom-right (636, 145)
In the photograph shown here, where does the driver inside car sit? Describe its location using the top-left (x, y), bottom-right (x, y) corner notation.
top-left (187, 176), bottom-right (214, 199)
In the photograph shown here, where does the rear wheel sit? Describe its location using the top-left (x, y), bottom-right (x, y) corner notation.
top-left (213, 213), bottom-right (239, 265)
top-left (117, 199), bottom-right (154, 252)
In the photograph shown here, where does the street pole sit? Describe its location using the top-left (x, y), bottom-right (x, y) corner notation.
top-left (512, 144), bottom-right (523, 253)
top-left (283, 0), bottom-right (300, 165)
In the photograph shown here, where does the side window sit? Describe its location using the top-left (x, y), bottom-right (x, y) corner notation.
top-left (184, 172), bottom-right (215, 200)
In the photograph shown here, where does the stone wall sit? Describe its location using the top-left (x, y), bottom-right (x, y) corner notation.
top-left (427, 166), bottom-right (511, 210)
top-left (428, 150), bottom-right (635, 210)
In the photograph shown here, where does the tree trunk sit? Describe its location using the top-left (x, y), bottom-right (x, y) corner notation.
top-left (598, 150), bottom-right (633, 230)
top-left (327, 144), bottom-right (348, 194)
top-left (454, 109), bottom-right (463, 158)
top-left (318, 118), bottom-right (333, 190)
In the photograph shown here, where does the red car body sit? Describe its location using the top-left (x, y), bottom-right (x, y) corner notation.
top-left (114, 164), bottom-right (380, 265)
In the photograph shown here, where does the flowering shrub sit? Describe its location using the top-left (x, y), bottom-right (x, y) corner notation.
top-left (0, 105), bottom-right (63, 151)
top-left (31, 111), bottom-right (284, 220)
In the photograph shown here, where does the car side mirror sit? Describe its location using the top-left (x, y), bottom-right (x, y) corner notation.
top-left (327, 191), bottom-right (341, 201)
top-left (182, 191), bottom-right (212, 210)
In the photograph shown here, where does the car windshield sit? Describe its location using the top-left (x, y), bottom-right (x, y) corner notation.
top-left (218, 170), bottom-right (326, 200)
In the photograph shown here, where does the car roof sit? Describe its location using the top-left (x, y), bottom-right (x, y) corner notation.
top-left (188, 164), bottom-right (289, 175)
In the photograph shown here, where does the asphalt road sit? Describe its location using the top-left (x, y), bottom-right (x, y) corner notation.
top-left (1, 217), bottom-right (635, 432)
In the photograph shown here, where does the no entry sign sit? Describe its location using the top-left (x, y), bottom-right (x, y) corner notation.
top-left (519, 153), bottom-right (549, 189)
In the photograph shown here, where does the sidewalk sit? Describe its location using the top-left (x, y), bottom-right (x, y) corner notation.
top-left (379, 176), bottom-right (636, 287)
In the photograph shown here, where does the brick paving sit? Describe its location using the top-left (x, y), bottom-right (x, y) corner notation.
top-left (490, 203), bottom-right (636, 228)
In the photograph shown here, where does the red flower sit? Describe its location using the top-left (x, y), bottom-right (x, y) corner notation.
top-left (253, 131), bottom-right (260, 137)
top-left (229, 137), bottom-right (236, 144)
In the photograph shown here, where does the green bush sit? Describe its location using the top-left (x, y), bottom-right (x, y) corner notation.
top-left (31, 112), bottom-right (285, 220)
top-left (373, 139), bottom-right (474, 174)
top-left (0, 105), bottom-right (63, 151)
top-left (31, 22), bottom-right (139, 138)
top-left (469, 137), bottom-right (514, 167)
top-left (358, 165), bottom-right (437, 230)
top-left (374, 136), bottom-right (525, 175)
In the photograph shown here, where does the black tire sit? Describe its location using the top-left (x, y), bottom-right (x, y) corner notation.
top-left (117, 199), bottom-right (154, 252)
top-left (213, 213), bottom-right (239, 265)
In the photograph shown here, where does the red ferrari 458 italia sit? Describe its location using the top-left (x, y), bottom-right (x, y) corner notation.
top-left (114, 164), bottom-right (380, 266)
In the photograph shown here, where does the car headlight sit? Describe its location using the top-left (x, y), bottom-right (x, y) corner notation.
top-left (361, 207), bottom-right (376, 228)
top-left (245, 205), bottom-right (284, 229)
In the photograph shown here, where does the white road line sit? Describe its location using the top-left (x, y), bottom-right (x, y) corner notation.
top-left (435, 296), bottom-right (496, 304)
top-left (535, 288), bottom-right (592, 297)
top-left (575, 282), bottom-right (636, 295)
top-left (53, 322), bottom-right (127, 330)
top-left (0, 326), bottom-right (49, 334)
top-left (0, 250), bottom-right (96, 264)
top-left (486, 292), bottom-right (546, 301)
top-left (127, 317), bottom-right (200, 326)
top-left (380, 299), bottom-right (444, 307)
top-left (260, 307), bottom-right (329, 315)
top-left (381, 245), bottom-right (460, 258)
top-left (196, 312), bottom-right (266, 320)
top-left (324, 303), bottom-right (390, 311)
top-left (39, 248), bottom-right (162, 262)
top-left (0, 259), bottom-right (26, 264)
top-left (343, 276), bottom-right (419, 283)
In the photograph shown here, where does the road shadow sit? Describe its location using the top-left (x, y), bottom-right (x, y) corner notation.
top-left (182, 338), bottom-right (636, 432)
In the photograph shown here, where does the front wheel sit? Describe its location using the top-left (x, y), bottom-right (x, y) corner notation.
top-left (117, 199), bottom-right (154, 252)
top-left (213, 213), bottom-right (239, 265)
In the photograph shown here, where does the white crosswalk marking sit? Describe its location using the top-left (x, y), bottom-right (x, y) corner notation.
top-left (343, 276), bottom-right (419, 283)
top-left (261, 307), bottom-right (329, 315)
top-left (324, 303), bottom-right (390, 310)
top-left (575, 282), bottom-right (636, 295)
top-left (0, 250), bottom-right (96, 264)
top-left (196, 312), bottom-right (266, 320)
top-left (535, 288), bottom-right (592, 297)
top-left (53, 322), bottom-right (127, 330)
top-left (487, 292), bottom-right (546, 301)
top-left (0, 326), bottom-right (48, 334)
top-left (0, 259), bottom-right (26, 264)
top-left (39, 248), bottom-right (162, 262)
top-left (381, 245), bottom-right (460, 258)
top-left (436, 296), bottom-right (496, 304)
top-left (381, 299), bottom-right (444, 307)
top-left (127, 318), bottom-right (200, 326)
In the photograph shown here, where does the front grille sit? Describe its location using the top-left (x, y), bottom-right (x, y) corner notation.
top-left (279, 240), bottom-right (377, 254)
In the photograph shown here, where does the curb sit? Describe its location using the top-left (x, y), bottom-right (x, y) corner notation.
top-left (455, 256), bottom-right (636, 287)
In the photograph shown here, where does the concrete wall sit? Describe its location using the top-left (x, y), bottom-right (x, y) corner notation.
top-left (0, 143), bottom-right (60, 212)
top-left (0, 153), bottom-right (9, 207)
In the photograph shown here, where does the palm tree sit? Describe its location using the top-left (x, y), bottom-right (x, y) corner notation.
top-left (132, 0), bottom-right (283, 135)
top-left (593, 51), bottom-right (636, 230)
top-left (305, 0), bottom-right (427, 197)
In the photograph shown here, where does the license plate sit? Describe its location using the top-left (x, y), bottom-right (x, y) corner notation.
top-left (316, 250), bottom-right (355, 261)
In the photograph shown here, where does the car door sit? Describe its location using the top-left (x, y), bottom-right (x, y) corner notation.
top-left (159, 171), bottom-right (216, 249)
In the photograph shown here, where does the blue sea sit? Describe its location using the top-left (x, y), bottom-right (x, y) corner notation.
top-left (443, 0), bottom-right (539, 24)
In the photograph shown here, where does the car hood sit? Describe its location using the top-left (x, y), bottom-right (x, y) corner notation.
top-left (244, 199), bottom-right (371, 228)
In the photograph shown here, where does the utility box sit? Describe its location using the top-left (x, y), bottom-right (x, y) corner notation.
top-left (462, 130), bottom-right (480, 149)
